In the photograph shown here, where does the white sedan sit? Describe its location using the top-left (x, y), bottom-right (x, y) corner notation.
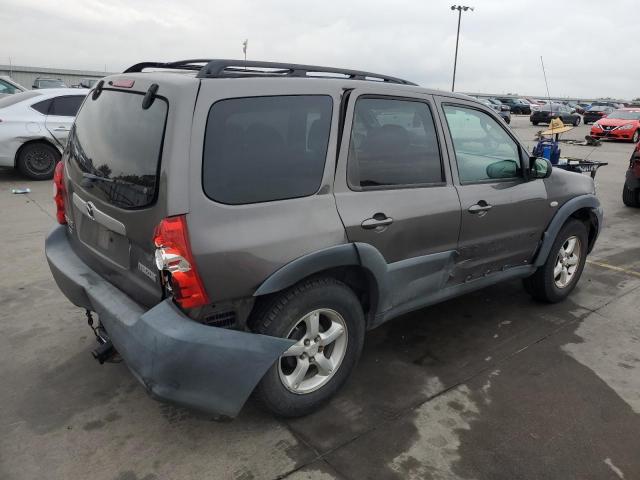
top-left (0, 88), bottom-right (88, 179)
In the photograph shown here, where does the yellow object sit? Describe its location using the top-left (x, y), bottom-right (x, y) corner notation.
top-left (541, 117), bottom-right (574, 135)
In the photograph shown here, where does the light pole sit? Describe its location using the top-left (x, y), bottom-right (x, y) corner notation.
top-left (451, 5), bottom-right (474, 92)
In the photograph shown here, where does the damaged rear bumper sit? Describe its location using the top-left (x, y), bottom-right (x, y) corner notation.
top-left (45, 225), bottom-right (293, 418)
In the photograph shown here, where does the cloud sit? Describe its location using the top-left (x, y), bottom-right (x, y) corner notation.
top-left (1, 0), bottom-right (637, 98)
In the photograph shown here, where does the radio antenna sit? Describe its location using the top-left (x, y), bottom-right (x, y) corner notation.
top-left (540, 56), bottom-right (552, 106)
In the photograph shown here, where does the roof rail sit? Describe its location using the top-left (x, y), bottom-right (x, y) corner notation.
top-left (123, 59), bottom-right (417, 86)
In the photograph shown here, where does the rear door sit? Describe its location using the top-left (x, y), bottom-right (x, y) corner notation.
top-left (334, 90), bottom-right (461, 310)
top-left (63, 77), bottom-right (198, 307)
top-left (436, 97), bottom-right (552, 283)
top-left (45, 95), bottom-right (85, 147)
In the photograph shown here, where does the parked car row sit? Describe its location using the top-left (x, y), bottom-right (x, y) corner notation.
top-left (474, 97), bottom-right (511, 124)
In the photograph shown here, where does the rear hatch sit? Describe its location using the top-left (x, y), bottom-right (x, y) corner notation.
top-left (62, 75), bottom-right (198, 308)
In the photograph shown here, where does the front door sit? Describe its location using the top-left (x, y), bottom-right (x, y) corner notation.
top-left (436, 99), bottom-right (552, 284)
top-left (334, 91), bottom-right (461, 312)
top-left (45, 95), bottom-right (85, 147)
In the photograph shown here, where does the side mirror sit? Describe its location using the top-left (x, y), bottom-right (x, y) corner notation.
top-left (486, 160), bottom-right (519, 179)
top-left (530, 157), bottom-right (552, 179)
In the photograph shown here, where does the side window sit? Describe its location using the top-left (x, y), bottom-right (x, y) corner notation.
top-left (203, 95), bottom-right (332, 205)
top-left (443, 105), bottom-right (521, 183)
top-left (49, 96), bottom-right (85, 116)
top-left (31, 99), bottom-right (53, 114)
top-left (0, 80), bottom-right (17, 95)
top-left (347, 97), bottom-right (443, 189)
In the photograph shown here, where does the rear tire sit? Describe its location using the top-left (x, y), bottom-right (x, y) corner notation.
top-left (253, 277), bottom-right (365, 417)
top-left (523, 219), bottom-right (588, 303)
top-left (16, 142), bottom-right (60, 180)
top-left (532, 121), bottom-right (539, 126)
top-left (622, 186), bottom-right (640, 207)
top-left (573, 117), bottom-right (581, 126)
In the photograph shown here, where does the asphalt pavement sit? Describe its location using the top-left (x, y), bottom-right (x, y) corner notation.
top-left (1, 115), bottom-right (639, 480)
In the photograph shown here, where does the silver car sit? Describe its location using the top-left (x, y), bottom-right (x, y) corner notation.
top-left (0, 76), bottom-right (27, 98)
top-left (0, 88), bottom-right (88, 179)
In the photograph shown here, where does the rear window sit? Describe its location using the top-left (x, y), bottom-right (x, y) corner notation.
top-left (37, 79), bottom-right (66, 88)
top-left (49, 95), bottom-right (85, 116)
top-left (32, 99), bottom-right (53, 114)
top-left (202, 95), bottom-right (332, 205)
top-left (69, 89), bottom-right (168, 209)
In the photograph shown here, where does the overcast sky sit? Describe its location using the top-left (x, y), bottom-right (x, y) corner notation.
top-left (1, 0), bottom-right (637, 99)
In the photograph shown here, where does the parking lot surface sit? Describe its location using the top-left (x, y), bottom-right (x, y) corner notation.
top-left (1, 115), bottom-right (639, 480)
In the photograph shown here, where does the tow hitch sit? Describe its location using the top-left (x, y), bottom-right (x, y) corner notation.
top-left (92, 341), bottom-right (115, 364)
top-left (86, 310), bottom-right (117, 364)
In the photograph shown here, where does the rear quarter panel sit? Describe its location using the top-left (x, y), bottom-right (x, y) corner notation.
top-left (187, 78), bottom-right (348, 302)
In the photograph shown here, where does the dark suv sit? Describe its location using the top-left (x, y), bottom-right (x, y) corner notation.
top-left (46, 59), bottom-right (602, 419)
top-left (496, 97), bottom-right (531, 115)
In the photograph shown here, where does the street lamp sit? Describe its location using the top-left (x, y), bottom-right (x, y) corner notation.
top-left (450, 5), bottom-right (474, 92)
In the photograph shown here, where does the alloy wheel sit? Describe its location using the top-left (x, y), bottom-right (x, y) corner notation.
top-left (278, 309), bottom-right (348, 394)
top-left (553, 236), bottom-right (581, 289)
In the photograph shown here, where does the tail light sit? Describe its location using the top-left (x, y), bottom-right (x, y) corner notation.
top-left (53, 161), bottom-right (67, 224)
top-left (153, 215), bottom-right (210, 309)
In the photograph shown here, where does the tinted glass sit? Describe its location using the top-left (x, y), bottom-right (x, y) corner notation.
top-left (203, 95), bottom-right (332, 205)
top-left (70, 89), bottom-right (168, 209)
top-left (444, 105), bottom-right (521, 183)
top-left (0, 80), bottom-right (17, 95)
top-left (49, 96), bottom-right (85, 116)
top-left (31, 99), bottom-right (53, 114)
top-left (0, 91), bottom-right (42, 108)
top-left (347, 98), bottom-right (442, 189)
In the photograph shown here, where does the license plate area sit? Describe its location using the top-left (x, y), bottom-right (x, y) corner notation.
top-left (74, 204), bottom-right (130, 269)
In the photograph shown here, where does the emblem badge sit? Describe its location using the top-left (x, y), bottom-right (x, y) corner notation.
top-left (86, 201), bottom-right (95, 220)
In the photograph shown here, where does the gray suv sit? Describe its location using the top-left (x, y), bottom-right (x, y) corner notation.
top-left (45, 59), bottom-right (602, 419)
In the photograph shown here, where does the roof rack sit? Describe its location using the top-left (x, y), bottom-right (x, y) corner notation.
top-left (123, 59), bottom-right (417, 86)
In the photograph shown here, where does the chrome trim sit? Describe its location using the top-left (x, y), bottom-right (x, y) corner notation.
top-left (72, 192), bottom-right (126, 235)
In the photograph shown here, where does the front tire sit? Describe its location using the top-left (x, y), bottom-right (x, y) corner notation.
top-left (253, 277), bottom-right (365, 417)
top-left (523, 219), bottom-right (588, 303)
top-left (631, 130), bottom-right (640, 143)
top-left (16, 142), bottom-right (60, 180)
top-left (573, 117), bottom-right (581, 126)
top-left (623, 186), bottom-right (640, 207)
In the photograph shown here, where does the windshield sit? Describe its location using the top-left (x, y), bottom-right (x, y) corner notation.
top-left (69, 89), bottom-right (168, 209)
top-left (607, 110), bottom-right (640, 120)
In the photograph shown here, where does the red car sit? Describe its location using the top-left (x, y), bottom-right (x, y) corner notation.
top-left (590, 109), bottom-right (640, 142)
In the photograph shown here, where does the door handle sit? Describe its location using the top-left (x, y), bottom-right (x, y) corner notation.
top-left (361, 214), bottom-right (393, 230)
top-left (468, 202), bottom-right (493, 214)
